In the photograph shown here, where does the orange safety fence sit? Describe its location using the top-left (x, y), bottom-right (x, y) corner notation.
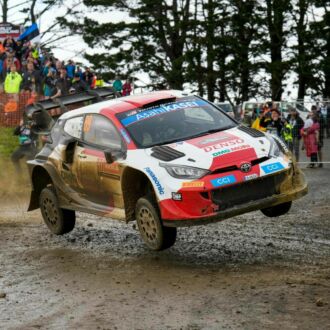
top-left (0, 91), bottom-right (44, 127)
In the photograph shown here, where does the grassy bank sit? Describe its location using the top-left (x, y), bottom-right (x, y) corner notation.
top-left (0, 126), bottom-right (19, 159)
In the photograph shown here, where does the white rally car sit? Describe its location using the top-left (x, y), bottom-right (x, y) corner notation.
top-left (27, 90), bottom-right (308, 250)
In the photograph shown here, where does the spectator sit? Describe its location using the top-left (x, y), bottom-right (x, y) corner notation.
top-left (0, 51), bottom-right (5, 82)
top-left (43, 68), bottom-right (59, 99)
top-left (0, 41), bottom-right (5, 54)
top-left (76, 66), bottom-right (84, 79)
top-left (66, 59), bottom-right (76, 79)
top-left (301, 113), bottom-right (320, 168)
top-left (3, 37), bottom-right (17, 52)
top-left (286, 107), bottom-right (304, 161)
top-left (122, 78), bottom-right (132, 96)
top-left (95, 73), bottom-right (104, 87)
top-left (21, 62), bottom-right (42, 94)
top-left (15, 40), bottom-right (23, 61)
top-left (11, 119), bottom-right (38, 173)
top-left (113, 75), bottom-right (123, 95)
top-left (55, 59), bottom-right (63, 76)
top-left (252, 110), bottom-right (267, 132)
top-left (281, 118), bottom-right (293, 149)
top-left (25, 52), bottom-right (40, 70)
top-left (259, 108), bottom-right (283, 136)
top-left (311, 105), bottom-right (325, 167)
top-left (57, 69), bottom-right (72, 96)
top-left (42, 59), bottom-right (53, 77)
top-left (91, 74), bottom-right (97, 89)
top-left (4, 64), bottom-right (22, 94)
top-left (83, 67), bottom-right (94, 87)
top-left (3, 48), bottom-right (21, 72)
top-left (71, 72), bottom-right (90, 93)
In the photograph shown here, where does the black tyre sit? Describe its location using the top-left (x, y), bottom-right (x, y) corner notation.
top-left (39, 186), bottom-right (76, 235)
top-left (261, 201), bottom-right (292, 217)
top-left (135, 196), bottom-right (177, 251)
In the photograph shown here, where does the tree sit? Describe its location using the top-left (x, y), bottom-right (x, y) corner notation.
top-left (0, 0), bottom-right (8, 22)
top-left (293, 0), bottom-right (312, 99)
top-left (263, 0), bottom-right (292, 100)
top-left (59, 0), bottom-right (193, 89)
top-left (226, 0), bottom-right (264, 103)
top-left (57, 0), bottom-right (327, 102)
top-left (310, 0), bottom-right (330, 98)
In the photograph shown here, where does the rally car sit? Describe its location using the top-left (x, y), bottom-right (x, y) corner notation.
top-left (27, 90), bottom-right (308, 250)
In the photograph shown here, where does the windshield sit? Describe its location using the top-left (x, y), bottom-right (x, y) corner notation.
top-left (116, 96), bottom-right (236, 148)
top-left (216, 103), bottom-right (233, 113)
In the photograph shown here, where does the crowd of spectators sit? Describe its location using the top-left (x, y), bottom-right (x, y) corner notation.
top-left (0, 37), bottom-right (133, 108)
top-left (250, 101), bottom-right (329, 168)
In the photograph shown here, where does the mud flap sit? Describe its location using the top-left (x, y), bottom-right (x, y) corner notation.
top-left (27, 190), bottom-right (40, 211)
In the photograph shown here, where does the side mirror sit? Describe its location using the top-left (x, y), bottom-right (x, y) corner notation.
top-left (64, 139), bottom-right (77, 164)
top-left (104, 149), bottom-right (115, 164)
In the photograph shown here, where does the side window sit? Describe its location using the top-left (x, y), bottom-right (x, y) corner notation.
top-left (83, 114), bottom-right (122, 149)
top-left (63, 116), bottom-right (84, 139)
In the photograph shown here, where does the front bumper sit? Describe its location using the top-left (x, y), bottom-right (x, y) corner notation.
top-left (161, 166), bottom-right (308, 227)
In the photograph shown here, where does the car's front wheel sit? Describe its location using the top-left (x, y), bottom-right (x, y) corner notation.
top-left (39, 186), bottom-right (76, 235)
top-left (136, 196), bottom-right (177, 251)
top-left (261, 201), bottom-right (292, 217)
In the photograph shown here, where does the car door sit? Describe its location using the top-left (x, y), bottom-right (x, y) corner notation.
top-left (60, 115), bottom-right (84, 193)
top-left (80, 114), bottom-right (125, 210)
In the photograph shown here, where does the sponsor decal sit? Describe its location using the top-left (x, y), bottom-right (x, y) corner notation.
top-left (83, 114), bottom-right (93, 132)
top-left (97, 160), bottom-right (120, 174)
top-left (261, 162), bottom-right (284, 174)
top-left (182, 181), bottom-right (204, 188)
top-left (120, 128), bottom-right (131, 143)
top-left (199, 136), bottom-right (228, 145)
top-left (203, 138), bottom-right (244, 152)
top-left (273, 136), bottom-right (289, 154)
top-left (121, 100), bottom-right (207, 126)
top-left (211, 144), bottom-right (252, 158)
top-left (230, 144), bottom-right (251, 152)
top-left (244, 173), bottom-right (258, 181)
top-left (145, 167), bottom-right (165, 195)
top-left (210, 175), bottom-right (237, 187)
top-left (212, 149), bottom-right (230, 157)
top-left (172, 192), bottom-right (182, 201)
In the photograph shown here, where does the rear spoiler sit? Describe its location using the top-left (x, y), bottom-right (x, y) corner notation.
top-left (25, 87), bottom-right (118, 134)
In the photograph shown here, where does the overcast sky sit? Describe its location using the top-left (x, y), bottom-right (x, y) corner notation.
top-left (5, 0), bottom-right (326, 101)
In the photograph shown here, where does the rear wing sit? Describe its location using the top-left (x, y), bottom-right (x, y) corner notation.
top-left (25, 87), bottom-right (118, 134)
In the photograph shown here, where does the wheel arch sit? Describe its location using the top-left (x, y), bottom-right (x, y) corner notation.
top-left (28, 165), bottom-right (53, 211)
top-left (121, 167), bottom-right (157, 222)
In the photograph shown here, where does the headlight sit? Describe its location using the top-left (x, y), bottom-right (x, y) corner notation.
top-left (266, 135), bottom-right (283, 158)
top-left (272, 135), bottom-right (290, 155)
top-left (160, 163), bottom-right (210, 179)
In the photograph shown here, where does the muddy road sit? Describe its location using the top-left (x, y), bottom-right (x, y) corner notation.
top-left (0, 166), bottom-right (329, 329)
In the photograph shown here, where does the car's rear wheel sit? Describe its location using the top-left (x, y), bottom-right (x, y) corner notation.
top-left (136, 196), bottom-right (177, 251)
top-left (261, 201), bottom-right (292, 217)
top-left (39, 186), bottom-right (76, 235)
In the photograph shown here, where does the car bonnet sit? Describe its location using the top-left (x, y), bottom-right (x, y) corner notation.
top-left (143, 127), bottom-right (271, 171)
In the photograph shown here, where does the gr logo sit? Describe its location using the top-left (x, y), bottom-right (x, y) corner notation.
top-left (261, 162), bottom-right (284, 174)
top-left (211, 175), bottom-right (237, 187)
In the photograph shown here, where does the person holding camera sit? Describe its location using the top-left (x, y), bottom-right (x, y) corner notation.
top-left (11, 119), bottom-right (38, 173)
